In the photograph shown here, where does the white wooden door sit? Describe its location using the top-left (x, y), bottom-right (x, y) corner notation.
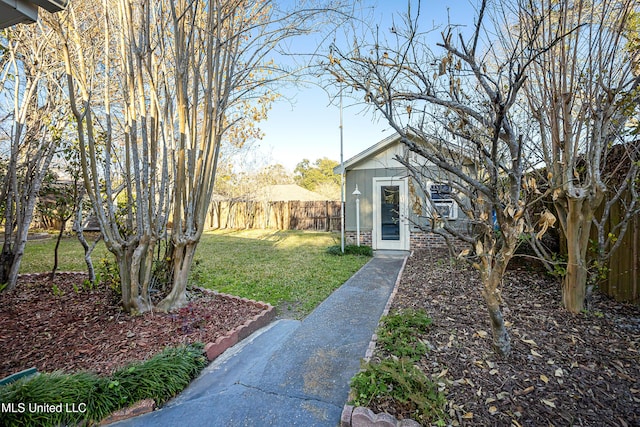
top-left (373, 177), bottom-right (409, 250)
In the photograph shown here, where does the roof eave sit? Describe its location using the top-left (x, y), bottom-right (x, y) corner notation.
top-left (32, 0), bottom-right (67, 12)
top-left (333, 132), bottom-right (402, 174)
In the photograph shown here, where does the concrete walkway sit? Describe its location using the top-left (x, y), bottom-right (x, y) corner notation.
top-left (112, 253), bottom-right (407, 427)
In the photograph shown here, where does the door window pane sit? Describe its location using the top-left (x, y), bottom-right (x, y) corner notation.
top-left (380, 185), bottom-right (400, 240)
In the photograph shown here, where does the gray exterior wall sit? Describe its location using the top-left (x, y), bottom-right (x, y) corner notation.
top-left (341, 135), bottom-right (474, 241)
top-left (344, 167), bottom-right (405, 232)
top-left (344, 166), bottom-right (472, 234)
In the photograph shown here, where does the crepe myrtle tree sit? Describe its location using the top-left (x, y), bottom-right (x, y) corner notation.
top-left (0, 22), bottom-right (67, 290)
top-left (522, 0), bottom-right (640, 313)
top-left (52, 0), bottom-right (346, 313)
top-left (327, 0), bottom-right (571, 356)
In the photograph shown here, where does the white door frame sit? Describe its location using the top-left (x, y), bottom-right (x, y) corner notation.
top-left (372, 177), bottom-right (409, 251)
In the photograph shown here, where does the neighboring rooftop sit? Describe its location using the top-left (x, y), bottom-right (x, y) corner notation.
top-left (0, 0), bottom-right (67, 29)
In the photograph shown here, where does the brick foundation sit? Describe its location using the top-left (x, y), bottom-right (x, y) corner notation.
top-left (409, 230), bottom-right (449, 250)
top-left (345, 231), bottom-right (372, 247)
top-left (344, 230), bottom-right (450, 250)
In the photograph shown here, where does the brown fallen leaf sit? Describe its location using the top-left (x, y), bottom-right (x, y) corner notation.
top-left (618, 372), bottom-right (635, 382)
top-left (515, 386), bottom-right (535, 396)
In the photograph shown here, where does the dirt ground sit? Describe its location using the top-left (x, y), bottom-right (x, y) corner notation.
top-left (370, 249), bottom-right (640, 426)
top-left (0, 272), bottom-right (262, 378)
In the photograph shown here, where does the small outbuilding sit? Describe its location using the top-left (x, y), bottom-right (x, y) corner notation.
top-left (335, 132), bottom-right (472, 251)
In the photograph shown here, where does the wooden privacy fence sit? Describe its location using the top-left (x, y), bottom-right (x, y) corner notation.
top-left (207, 200), bottom-right (341, 232)
top-left (591, 196), bottom-right (639, 306)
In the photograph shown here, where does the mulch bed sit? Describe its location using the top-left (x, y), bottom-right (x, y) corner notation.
top-left (0, 272), bottom-right (262, 378)
top-left (370, 249), bottom-right (640, 426)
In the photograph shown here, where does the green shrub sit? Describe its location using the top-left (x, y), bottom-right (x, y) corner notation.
top-left (348, 308), bottom-right (445, 425)
top-left (0, 371), bottom-right (119, 426)
top-left (350, 358), bottom-right (446, 426)
top-left (377, 309), bottom-right (432, 361)
top-left (326, 244), bottom-right (373, 256)
top-left (96, 257), bottom-right (121, 293)
top-left (111, 344), bottom-right (207, 405)
top-left (0, 343), bottom-right (207, 427)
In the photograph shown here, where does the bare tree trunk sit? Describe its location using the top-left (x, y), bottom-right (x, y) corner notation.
top-left (561, 197), bottom-right (594, 313)
top-left (117, 254), bottom-right (132, 312)
top-left (116, 246), bottom-right (146, 314)
top-left (129, 236), bottom-right (153, 313)
top-left (5, 163), bottom-right (54, 289)
top-left (75, 229), bottom-right (100, 285)
top-left (0, 243), bottom-right (14, 286)
top-left (72, 189), bottom-right (99, 284)
top-left (483, 276), bottom-right (511, 356)
top-left (477, 225), bottom-right (518, 357)
top-left (50, 218), bottom-right (67, 280)
top-left (156, 240), bottom-right (197, 312)
top-left (5, 244), bottom-right (25, 290)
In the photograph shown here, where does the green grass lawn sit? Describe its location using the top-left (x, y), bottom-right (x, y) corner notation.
top-left (19, 230), bottom-right (370, 318)
top-left (19, 233), bottom-right (111, 274)
top-left (190, 230), bottom-right (370, 318)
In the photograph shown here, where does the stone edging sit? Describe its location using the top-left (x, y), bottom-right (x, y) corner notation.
top-left (195, 287), bottom-right (276, 361)
top-left (340, 253), bottom-right (421, 427)
top-left (99, 399), bottom-right (156, 425)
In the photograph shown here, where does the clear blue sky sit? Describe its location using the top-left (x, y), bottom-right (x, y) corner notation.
top-left (255, 0), bottom-right (479, 172)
